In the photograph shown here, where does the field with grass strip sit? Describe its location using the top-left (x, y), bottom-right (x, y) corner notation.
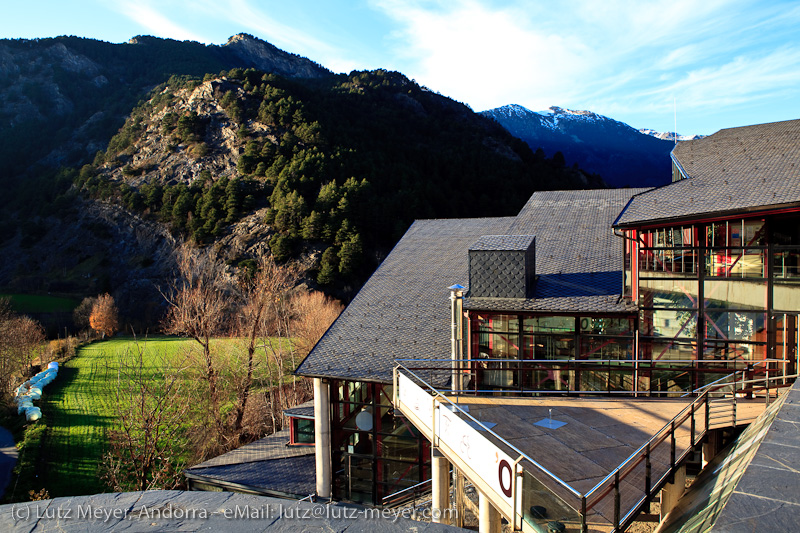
top-left (19, 335), bottom-right (293, 498)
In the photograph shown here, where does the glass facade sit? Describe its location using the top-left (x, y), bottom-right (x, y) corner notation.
top-left (635, 214), bottom-right (800, 388)
top-left (469, 312), bottom-right (635, 392)
top-left (329, 380), bottom-right (429, 505)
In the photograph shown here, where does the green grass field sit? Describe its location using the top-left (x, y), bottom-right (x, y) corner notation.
top-left (0, 293), bottom-right (79, 313)
top-left (11, 335), bottom-right (295, 499)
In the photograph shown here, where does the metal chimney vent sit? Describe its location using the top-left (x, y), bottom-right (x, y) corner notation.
top-left (468, 235), bottom-right (535, 298)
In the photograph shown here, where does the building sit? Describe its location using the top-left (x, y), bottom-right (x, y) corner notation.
top-left (294, 119), bottom-right (800, 531)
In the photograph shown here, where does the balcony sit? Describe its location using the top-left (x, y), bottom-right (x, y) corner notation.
top-left (393, 360), bottom-right (789, 532)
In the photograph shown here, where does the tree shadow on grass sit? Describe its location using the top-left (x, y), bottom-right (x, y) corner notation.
top-left (38, 366), bottom-right (116, 497)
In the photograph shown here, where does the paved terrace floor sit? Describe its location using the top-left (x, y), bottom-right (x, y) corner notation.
top-left (446, 395), bottom-right (766, 532)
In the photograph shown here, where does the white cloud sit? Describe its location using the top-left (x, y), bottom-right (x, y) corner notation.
top-left (372, 0), bottom-right (593, 110)
top-left (369, 0), bottom-right (800, 133)
top-left (116, 2), bottom-right (208, 43)
top-left (193, 0), bottom-right (360, 72)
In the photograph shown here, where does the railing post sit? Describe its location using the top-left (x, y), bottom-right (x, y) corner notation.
top-left (512, 456), bottom-right (523, 531)
top-left (690, 400), bottom-right (696, 447)
top-left (581, 496), bottom-right (587, 533)
top-left (431, 396), bottom-right (437, 447)
top-left (766, 370), bottom-right (770, 407)
top-left (705, 392), bottom-right (710, 432)
top-left (670, 420), bottom-right (676, 480)
top-left (614, 470), bottom-right (621, 529)
top-left (645, 442), bottom-right (652, 500)
top-left (393, 366), bottom-right (398, 407)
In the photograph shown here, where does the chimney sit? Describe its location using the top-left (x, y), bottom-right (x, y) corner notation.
top-left (468, 235), bottom-right (536, 298)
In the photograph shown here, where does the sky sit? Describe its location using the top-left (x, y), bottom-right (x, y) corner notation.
top-left (3, 0), bottom-right (799, 136)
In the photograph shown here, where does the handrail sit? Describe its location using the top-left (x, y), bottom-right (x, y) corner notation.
top-left (395, 359), bottom-right (796, 532)
top-left (584, 369), bottom-right (798, 526)
top-left (400, 356), bottom-right (784, 398)
top-left (584, 389), bottom-right (706, 502)
top-left (380, 477), bottom-right (432, 505)
top-left (396, 357), bottom-right (790, 365)
top-left (396, 363), bottom-right (583, 501)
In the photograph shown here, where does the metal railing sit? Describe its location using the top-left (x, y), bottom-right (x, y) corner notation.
top-left (394, 359), bottom-right (795, 532)
top-left (397, 357), bottom-right (789, 398)
top-left (381, 477), bottom-right (433, 508)
top-left (395, 362), bottom-right (587, 529)
top-left (582, 368), bottom-right (796, 532)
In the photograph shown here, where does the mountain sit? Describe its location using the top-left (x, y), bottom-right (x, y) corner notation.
top-left (0, 42), bottom-right (603, 330)
top-left (481, 105), bottom-right (677, 188)
top-left (0, 33), bottom-right (330, 184)
top-left (639, 128), bottom-right (704, 141)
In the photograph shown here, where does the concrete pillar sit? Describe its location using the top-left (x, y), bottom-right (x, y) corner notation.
top-left (479, 490), bottom-right (501, 533)
top-left (313, 378), bottom-right (331, 499)
top-left (432, 450), bottom-right (450, 524)
top-left (702, 429), bottom-right (722, 468)
top-left (660, 464), bottom-right (687, 521)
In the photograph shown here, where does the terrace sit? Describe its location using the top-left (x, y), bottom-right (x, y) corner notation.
top-left (393, 360), bottom-right (790, 532)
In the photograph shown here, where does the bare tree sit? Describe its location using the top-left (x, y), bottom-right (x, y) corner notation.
top-left (103, 342), bottom-right (190, 491)
top-left (232, 254), bottom-right (298, 437)
top-left (0, 299), bottom-right (45, 402)
top-left (162, 246), bottom-right (231, 446)
top-left (291, 290), bottom-right (343, 356)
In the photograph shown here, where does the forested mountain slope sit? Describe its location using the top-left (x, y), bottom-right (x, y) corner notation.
top-left (0, 35), bottom-right (603, 328)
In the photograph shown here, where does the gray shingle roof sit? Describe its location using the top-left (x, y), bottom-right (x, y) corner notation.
top-left (186, 455), bottom-right (316, 498)
top-left (616, 118), bottom-right (800, 226)
top-left (469, 234), bottom-right (536, 251)
top-left (465, 189), bottom-right (648, 314)
top-left (283, 400), bottom-right (315, 419)
top-left (294, 217), bottom-right (516, 383)
top-left (187, 429), bottom-right (313, 469)
top-left (296, 189), bottom-right (650, 384)
top-left (185, 428), bottom-right (316, 498)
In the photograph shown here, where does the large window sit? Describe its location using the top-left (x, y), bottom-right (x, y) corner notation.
top-left (772, 213), bottom-right (800, 312)
top-left (330, 381), bottom-right (429, 505)
top-left (578, 317), bottom-right (634, 360)
top-left (469, 312), bottom-right (635, 392)
top-left (638, 225), bottom-right (699, 275)
top-left (633, 214), bottom-right (800, 389)
top-left (705, 220), bottom-right (766, 278)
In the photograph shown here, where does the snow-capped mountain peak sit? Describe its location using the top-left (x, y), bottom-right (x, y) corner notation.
top-left (639, 129), bottom-right (704, 141)
top-left (480, 103), bottom-right (683, 188)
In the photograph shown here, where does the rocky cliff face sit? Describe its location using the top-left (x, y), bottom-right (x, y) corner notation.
top-left (223, 34), bottom-right (331, 79)
top-left (0, 34), bottom-right (333, 180)
top-left (0, 197), bottom-right (178, 327)
top-left (110, 79), bottom-right (244, 187)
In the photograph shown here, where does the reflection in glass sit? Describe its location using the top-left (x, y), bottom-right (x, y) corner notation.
top-left (703, 279), bottom-right (767, 310)
top-left (523, 316), bottom-right (575, 333)
top-left (640, 308), bottom-right (697, 338)
top-left (703, 311), bottom-right (766, 343)
top-left (639, 280), bottom-right (699, 308)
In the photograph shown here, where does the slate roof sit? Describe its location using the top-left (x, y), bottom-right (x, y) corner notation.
top-left (283, 400), bottom-right (314, 419)
top-left (185, 428), bottom-right (316, 498)
top-left (469, 234), bottom-right (536, 251)
top-left (465, 189), bottom-right (649, 313)
top-left (615, 118), bottom-right (800, 226)
top-left (296, 189), bottom-right (652, 384)
top-left (294, 217), bottom-right (516, 383)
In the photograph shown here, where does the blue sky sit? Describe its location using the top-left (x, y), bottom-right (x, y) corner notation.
top-left (3, 0), bottom-right (799, 135)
